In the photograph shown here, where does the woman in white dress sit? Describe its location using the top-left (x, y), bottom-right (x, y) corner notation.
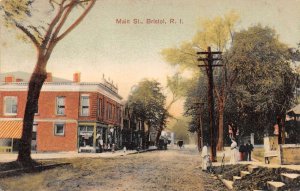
top-left (230, 139), bottom-right (238, 164)
top-left (201, 145), bottom-right (209, 171)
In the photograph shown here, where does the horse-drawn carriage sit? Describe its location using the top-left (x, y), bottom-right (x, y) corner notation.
top-left (177, 140), bottom-right (184, 148)
top-left (158, 136), bottom-right (169, 150)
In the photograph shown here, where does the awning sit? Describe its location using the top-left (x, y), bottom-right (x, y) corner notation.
top-left (0, 121), bottom-right (23, 139)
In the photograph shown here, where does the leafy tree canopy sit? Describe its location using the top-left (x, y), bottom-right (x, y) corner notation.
top-left (128, 79), bottom-right (168, 129)
top-left (229, 25), bottom-right (295, 113)
top-left (161, 10), bottom-right (239, 77)
top-left (226, 25), bottom-right (296, 137)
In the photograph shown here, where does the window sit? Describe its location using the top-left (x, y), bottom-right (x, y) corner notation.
top-left (112, 105), bottom-right (115, 120)
top-left (97, 98), bottom-right (103, 117)
top-left (117, 107), bottom-right (122, 123)
top-left (32, 122), bottom-right (38, 140)
top-left (79, 126), bottom-right (93, 132)
top-left (56, 96), bottom-right (65, 115)
top-left (54, 123), bottom-right (65, 136)
top-left (34, 104), bottom-right (39, 115)
top-left (80, 95), bottom-right (90, 116)
top-left (116, 107), bottom-right (119, 121)
top-left (107, 102), bottom-right (112, 120)
top-left (99, 99), bottom-right (103, 117)
top-left (4, 96), bottom-right (18, 115)
top-left (97, 99), bottom-right (100, 117)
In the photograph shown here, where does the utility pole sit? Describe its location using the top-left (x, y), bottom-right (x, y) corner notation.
top-left (197, 46), bottom-right (222, 162)
top-left (199, 103), bottom-right (204, 150)
top-left (194, 101), bottom-right (204, 151)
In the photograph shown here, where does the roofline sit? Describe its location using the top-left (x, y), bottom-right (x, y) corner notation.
top-left (0, 82), bottom-right (123, 102)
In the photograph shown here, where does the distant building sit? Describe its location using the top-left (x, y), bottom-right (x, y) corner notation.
top-left (122, 103), bottom-right (148, 149)
top-left (0, 71), bottom-right (123, 153)
top-left (286, 104), bottom-right (300, 144)
top-left (161, 130), bottom-right (175, 145)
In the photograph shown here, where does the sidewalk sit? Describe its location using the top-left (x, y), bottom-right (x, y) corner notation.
top-left (0, 150), bottom-right (140, 163)
top-left (236, 160), bottom-right (300, 171)
top-left (214, 148), bottom-right (300, 171)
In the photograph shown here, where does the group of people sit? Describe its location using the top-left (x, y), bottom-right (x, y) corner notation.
top-left (239, 141), bottom-right (254, 161)
top-left (230, 139), bottom-right (253, 164)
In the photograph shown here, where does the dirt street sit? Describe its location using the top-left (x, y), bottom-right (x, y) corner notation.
top-left (0, 146), bottom-right (226, 191)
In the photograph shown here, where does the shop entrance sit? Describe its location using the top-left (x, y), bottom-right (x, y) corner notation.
top-left (78, 125), bottom-right (95, 152)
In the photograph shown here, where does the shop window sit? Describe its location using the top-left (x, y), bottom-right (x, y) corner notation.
top-left (79, 125), bottom-right (94, 147)
top-left (56, 96), bottom-right (65, 115)
top-left (4, 96), bottom-right (17, 115)
top-left (54, 123), bottom-right (65, 136)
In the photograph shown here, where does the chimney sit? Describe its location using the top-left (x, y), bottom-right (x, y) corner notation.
top-left (73, 72), bottom-right (81, 83)
top-left (5, 75), bottom-right (15, 83)
top-left (45, 72), bottom-right (52, 82)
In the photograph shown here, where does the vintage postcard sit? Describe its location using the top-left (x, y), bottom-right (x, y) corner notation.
top-left (0, 0), bottom-right (300, 190)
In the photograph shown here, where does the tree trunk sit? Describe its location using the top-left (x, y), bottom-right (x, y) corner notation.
top-left (197, 130), bottom-right (202, 152)
top-left (277, 113), bottom-right (286, 145)
top-left (155, 127), bottom-right (163, 145)
top-left (281, 115), bottom-right (286, 144)
top-left (197, 110), bottom-right (203, 152)
top-left (141, 121), bottom-right (149, 149)
top-left (17, 59), bottom-right (47, 166)
top-left (216, 101), bottom-right (225, 151)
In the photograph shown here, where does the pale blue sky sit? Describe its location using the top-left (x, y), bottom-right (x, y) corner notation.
top-left (1, 0), bottom-right (300, 114)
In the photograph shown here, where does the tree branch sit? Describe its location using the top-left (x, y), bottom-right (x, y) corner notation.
top-left (56, 0), bottom-right (96, 42)
top-left (28, 25), bottom-right (43, 41)
top-left (166, 97), bottom-right (177, 111)
top-left (42, 0), bottom-right (68, 50)
top-left (51, 0), bottom-right (77, 41)
top-left (15, 21), bottom-right (40, 50)
top-left (43, 0), bottom-right (78, 60)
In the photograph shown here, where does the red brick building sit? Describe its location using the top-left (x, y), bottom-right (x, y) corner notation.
top-left (0, 72), bottom-right (123, 152)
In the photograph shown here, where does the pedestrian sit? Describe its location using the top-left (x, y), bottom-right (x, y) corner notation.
top-left (239, 142), bottom-right (246, 161)
top-left (230, 138), bottom-right (238, 164)
top-left (201, 145), bottom-right (209, 171)
top-left (98, 138), bottom-right (103, 153)
top-left (228, 123), bottom-right (233, 139)
top-left (112, 143), bottom-right (115, 153)
top-left (245, 140), bottom-right (254, 161)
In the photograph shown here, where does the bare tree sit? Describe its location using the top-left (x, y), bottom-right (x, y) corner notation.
top-left (0, 0), bottom-right (96, 166)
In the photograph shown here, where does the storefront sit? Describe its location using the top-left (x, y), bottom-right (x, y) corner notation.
top-left (102, 125), bottom-right (119, 151)
top-left (78, 123), bottom-right (95, 152)
top-left (78, 123), bottom-right (121, 153)
top-left (0, 121), bottom-right (22, 152)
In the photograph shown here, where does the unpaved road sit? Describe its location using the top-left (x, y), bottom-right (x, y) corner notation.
top-left (0, 146), bottom-right (226, 191)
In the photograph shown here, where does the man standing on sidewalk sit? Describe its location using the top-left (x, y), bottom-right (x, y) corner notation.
top-left (245, 140), bottom-right (254, 161)
top-left (239, 142), bottom-right (246, 161)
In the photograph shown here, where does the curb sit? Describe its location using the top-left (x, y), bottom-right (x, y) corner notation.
top-left (0, 163), bottom-right (70, 179)
top-left (215, 173), bottom-right (232, 190)
top-left (221, 178), bottom-right (233, 190)
top-left (126, 148), bottom-right (157, 155)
